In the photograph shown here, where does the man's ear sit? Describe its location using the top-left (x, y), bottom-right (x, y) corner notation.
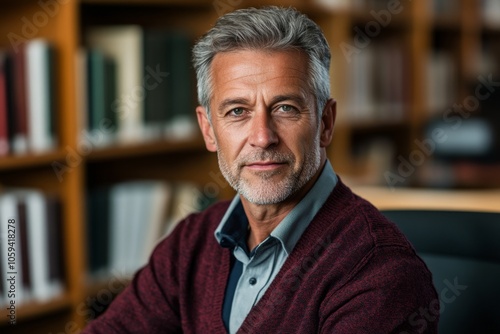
top-left (320, 98), bottom-right (336, 148)
top-left (196, 106), bottom-right (217, 152)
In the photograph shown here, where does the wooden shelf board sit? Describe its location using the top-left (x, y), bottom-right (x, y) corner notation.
top-left (84, 275), bottom-right (131, 299)
top-left (349, 10), bottom-right (412, 27)
top-left (81, 0), bottom-right (210, 6)
top-left (0, 151), bottom-right (66, 172)
top-left (431, 16), bottom-right (462, 29)
top-left (0, 294), bottom-right (72, 325)
top-left (87, 136), bottom-right (207, 162)
top-left (347, 119), bottom-right (412, 132)
top-left (350, 185), bottom-right (500, 213)
top-left (481, 24), bottom-right (500, 34)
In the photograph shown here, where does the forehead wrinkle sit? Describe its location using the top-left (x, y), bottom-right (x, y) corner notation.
top-left (210, 49), bottom-right (312, 112)
top-left (212, 51), bottom-right (308, 84)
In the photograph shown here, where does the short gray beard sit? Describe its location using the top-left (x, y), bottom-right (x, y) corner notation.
top-left (217, 137), bottom-right (322, 205)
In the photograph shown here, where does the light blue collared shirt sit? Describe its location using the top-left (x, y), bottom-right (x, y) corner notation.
top-left (214, 160), bottom-right (338, 334)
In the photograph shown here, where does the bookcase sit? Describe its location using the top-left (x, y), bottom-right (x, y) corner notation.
top-left (0, 0), bottom-right (497, 332)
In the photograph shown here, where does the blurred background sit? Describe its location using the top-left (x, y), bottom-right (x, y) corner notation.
top-left (0, 0), bottom-right (499, 332)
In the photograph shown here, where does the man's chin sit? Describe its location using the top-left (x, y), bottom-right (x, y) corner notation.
top-left (237, 181), bottom-right (295, 206)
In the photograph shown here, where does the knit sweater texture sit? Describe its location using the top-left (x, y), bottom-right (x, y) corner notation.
top-left (83, 179), bottom-right (439, 333)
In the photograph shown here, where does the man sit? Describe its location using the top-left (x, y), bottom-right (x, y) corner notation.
top-left (84, 6), bottom-right (438, 333)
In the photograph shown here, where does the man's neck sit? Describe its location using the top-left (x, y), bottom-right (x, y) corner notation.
top-left (241, 158), bottom-right (326, 251)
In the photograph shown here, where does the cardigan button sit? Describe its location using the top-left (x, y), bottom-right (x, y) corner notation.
top-left (249, 277), bottom-right (257, 285)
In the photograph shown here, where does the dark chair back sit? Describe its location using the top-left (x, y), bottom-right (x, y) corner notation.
top-left (382, 210), bottom-right (500, 334)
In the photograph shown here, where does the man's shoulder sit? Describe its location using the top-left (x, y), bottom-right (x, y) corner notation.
top-left (313, 179), bottom-right (414, 255)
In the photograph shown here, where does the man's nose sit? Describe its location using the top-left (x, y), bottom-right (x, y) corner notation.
top-left (248, 110), bottom-right (279, 149)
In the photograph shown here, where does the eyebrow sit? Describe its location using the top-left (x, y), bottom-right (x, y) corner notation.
top-left (217, 98), bottom-right (251, 113)
top-left (269, 94), bottom-right (307, 107)
top-left (217, 93), bottom-right (308, 113)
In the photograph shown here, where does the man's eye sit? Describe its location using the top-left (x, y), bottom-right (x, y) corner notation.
top-left (229, 107), bottom-right (245, 116)
top-left (278, 105), bottom-right (296, 112)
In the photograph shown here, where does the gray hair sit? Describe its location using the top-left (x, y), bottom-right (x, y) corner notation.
top-left (192, 6), bottom-right (331, 118)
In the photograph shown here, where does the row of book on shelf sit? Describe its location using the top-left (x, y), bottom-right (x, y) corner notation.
top-left (78, 25), bottom-right (197, 148)
top-left (0, 26), bottom-right (199, 158)
top-left (0, 188), bottom-right (63, 307)
top-left (316, 0), bottom-right (500, 21)
top-left (345, 40), bottom-right (409, 123)
top-left (86, 180), bottom-right (213, 280)
top-left (0, 39), bottom-right (56, 157)
top-left (344, 40), bottom-right (459, 122)
top-left (0, 179), bottom-right (212, 307)
top-left (432, 0), bottom-right (500, 28)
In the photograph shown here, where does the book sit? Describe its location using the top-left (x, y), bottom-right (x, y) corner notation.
top-left (86, 25), bottom-right (144, 143)
top-left (17, 198), bottom-right (32, 299)
top-left (483, 0), bottom-right (500, 26)
top-left (0, 189), bottom-right (65, 306)
top-left (25, 39), bottom-right (57, 153)
top-left (86, 187), bottom-right (111, 277)
top-left (142, 30), bottom-right (171, 139)
top-left (346, 41), bottom-right (409, 123)
top-left (0, 52), bottom-right (10, 156)
top-left (109, 181), bottom-right (174, 275)
top-left (87, 48), bottom-right (117, 146)
top-left (10, 45), bottom-right (29, 154)
top-left (24, 190), bottom-right (52, 301)
top-left (426, 51), bottom-right (455, 115)
top-left (377, 41), bottom-right (407, 121)
top-left (46, 195), bottom-right (64, 298)
top-left (86, 26), bottom-right (197, 143)
top-left (0, 192), bottom-right (28, 304)
top-left (141, 182), bottom-right (173, 264)
top-left (162, 32), bottom-right (197, 139)
top-left (432, 0), bottom-right (459, 17)
top-left (347, 45), bottom-right (376, 122)
top-left (142, 29), bottom-right (197, 140)
top-left (87, 180), bottom-right (210, 279)
top-left (108, 182), bottom-right (133, 275)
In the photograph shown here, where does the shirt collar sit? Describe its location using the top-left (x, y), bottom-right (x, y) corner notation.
top-left (214, 160), bottom-right (337, 255)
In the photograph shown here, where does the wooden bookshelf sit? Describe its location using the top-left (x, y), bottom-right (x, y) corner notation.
top-left (86, 136), bottom-right (207, 162)
top-left (0, 0), bottom-right (498, 331)
top-left (0, 294), bottom-right (73, 326)
top-left (350, 185), bottom-right (500, 213)
top-left (0, 151), bottom-right (66, 171)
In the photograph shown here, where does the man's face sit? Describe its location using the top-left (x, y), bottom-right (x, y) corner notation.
top-left (198, 49), bottom-right (326, 205)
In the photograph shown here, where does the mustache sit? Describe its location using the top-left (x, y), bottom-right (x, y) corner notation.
top-left (237, 150), bottom-right (294, 166)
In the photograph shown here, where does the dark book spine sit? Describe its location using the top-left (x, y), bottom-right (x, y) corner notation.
top-left (12, 46), bottom-right (28, 152)
top-left (168, 33), bottom-right (194, 121)
top-left (0, 53), bottom-right (10, 155)
top-left (143, 30), bottom-right (170, 126)
top-left (46, 195), bottom-right (64, 284)
top-left (17, 199), bottom-right (32, 291)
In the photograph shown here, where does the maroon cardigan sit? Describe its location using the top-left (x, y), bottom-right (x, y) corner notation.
top-left (83, 180), bottom-right (439, 333)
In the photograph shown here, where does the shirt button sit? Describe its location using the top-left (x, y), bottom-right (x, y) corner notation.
top-left (249, 277), bottom-right (257, 285)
